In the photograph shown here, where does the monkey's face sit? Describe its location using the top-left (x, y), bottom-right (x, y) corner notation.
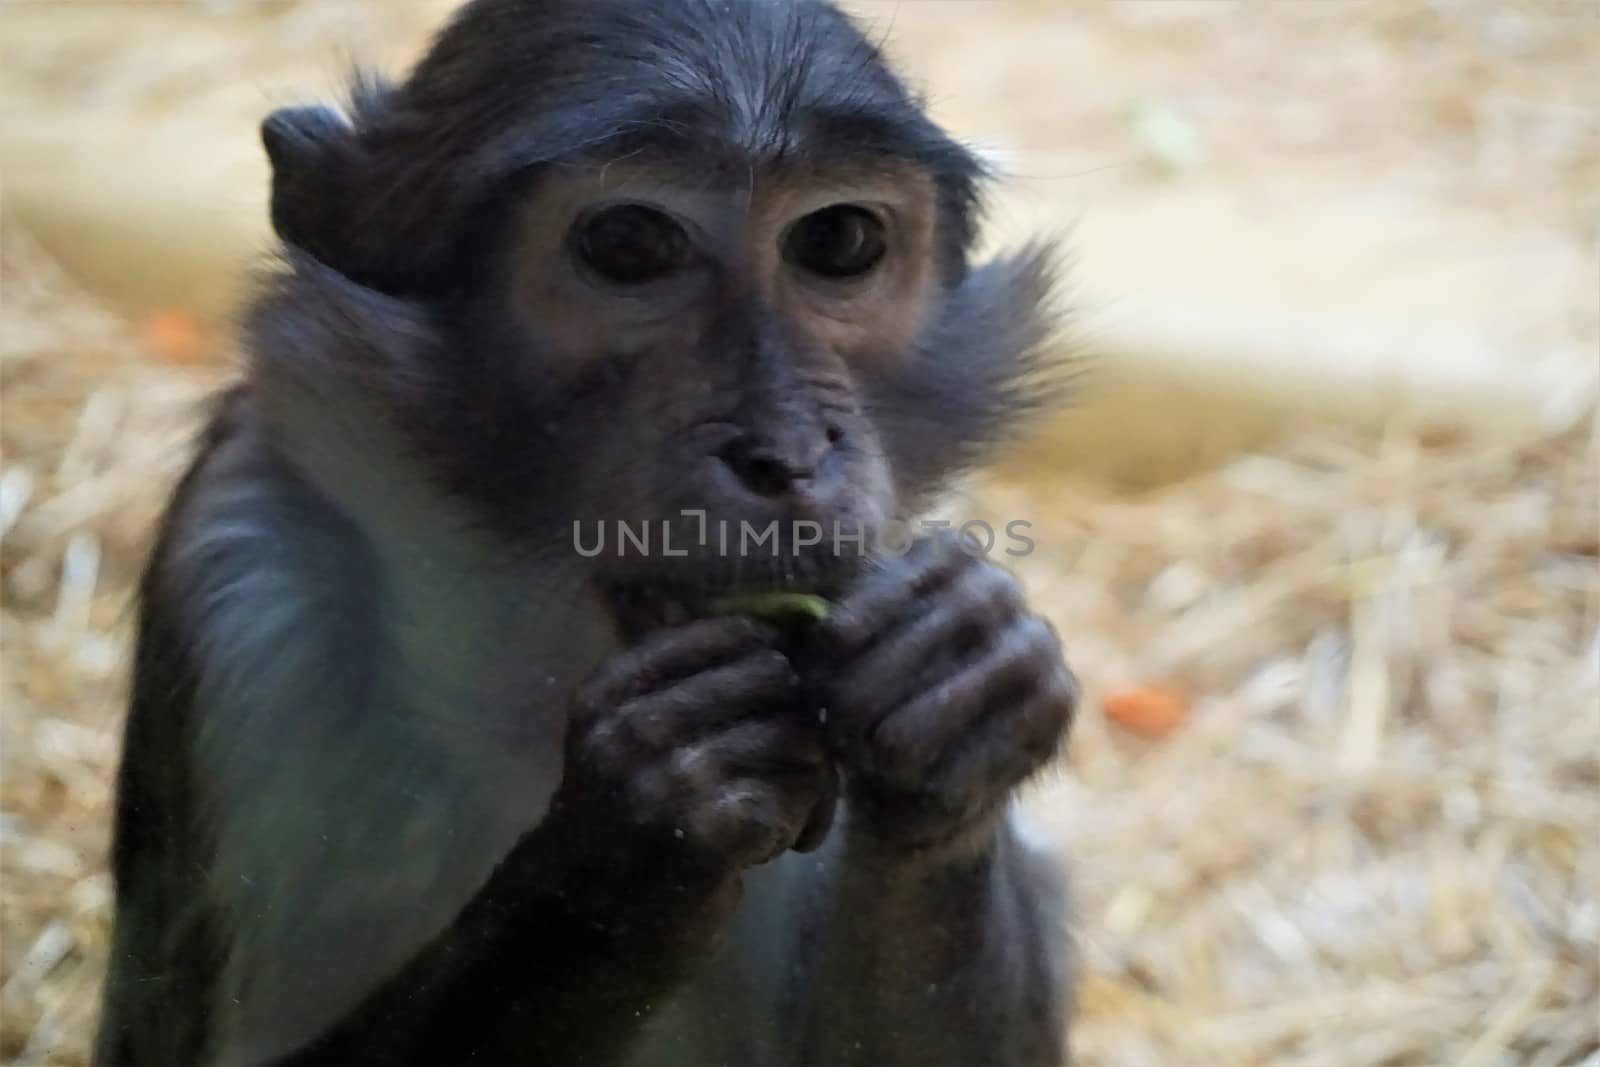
top-left (256, 0), bottom-right (1059, 630)
top-left (495, 160), bottom-right (946, 614)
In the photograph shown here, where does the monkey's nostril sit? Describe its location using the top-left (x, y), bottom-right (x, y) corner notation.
top-left (717, 441), bottom-right (811, 498)
top-left (745, 457), bottom-right (793, 496)
top-left (825, 425), bottom-right (843, 446)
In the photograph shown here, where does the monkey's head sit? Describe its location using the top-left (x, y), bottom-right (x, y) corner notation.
top-left (256, 0), bottom-right (1059, 629)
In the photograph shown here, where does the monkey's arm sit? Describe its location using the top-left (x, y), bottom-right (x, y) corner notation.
top-left (284, 799), bottom-right (731, 1065)
top-left (103, 718), bottom-right (721, 1067)
top-left (96, 495), bottom-right (230, 1067)
top-left (287, 615), bottom-right (825, 1065)
top-left (791, 814), bottom-right (1070, 1067)
top-left (789, 535), bottom-right (1077, 1066)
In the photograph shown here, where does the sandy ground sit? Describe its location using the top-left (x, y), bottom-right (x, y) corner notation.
top-left (2, 2), bottom-right (1597, 1064)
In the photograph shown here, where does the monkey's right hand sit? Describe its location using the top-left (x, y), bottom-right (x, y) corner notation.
top-left (539, 618), bottom-right (831, 916)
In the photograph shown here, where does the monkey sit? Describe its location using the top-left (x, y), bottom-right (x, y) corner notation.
top-left (94, 1), bottom-right (1078, 1064)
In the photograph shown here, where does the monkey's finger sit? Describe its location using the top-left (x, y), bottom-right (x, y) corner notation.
top-left (820, 534), bottom-right (975, 656)
top-left (791, 757), bottom-right (839, 854)
top-left (826, 560), bottom-right (1024, 743)
top-left (706, 719), bottom-right (830, 864)
top-left (697, 715), bottom-right (827, 776)
top-left (686, 757), bottom-right (830, 868)
top-left (576, 617), bottom-right (781, 714)
top-left (865, 617), bottom-right (1061, 790)
top-left (926, 681), bottom-right (1075, 815)
top-left (681, 780), bottom-right (792, 868)
top-left (621, 650), bottom-right (801, 747)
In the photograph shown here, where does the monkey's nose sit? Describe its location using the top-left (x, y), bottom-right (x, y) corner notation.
top-left (715, 436), bottom-right (824, 499)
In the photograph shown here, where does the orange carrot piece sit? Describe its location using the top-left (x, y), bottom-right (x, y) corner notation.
top-left (142, 309), bottom-right (209, 364)
top-left (1103, 685), bottom-right (1189, 738)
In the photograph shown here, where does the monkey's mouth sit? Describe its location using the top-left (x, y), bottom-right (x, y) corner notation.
top-left (602, 558), bottom-right (854, 642)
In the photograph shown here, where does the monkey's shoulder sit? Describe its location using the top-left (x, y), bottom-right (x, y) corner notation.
top-left (114, 380), bottom-right (582, 1061)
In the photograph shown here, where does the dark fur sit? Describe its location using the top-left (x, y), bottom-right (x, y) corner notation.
top-left (98, 1), bottom-right (1073, 1064)
top-left (96, 391), bottom-right (244, 1067)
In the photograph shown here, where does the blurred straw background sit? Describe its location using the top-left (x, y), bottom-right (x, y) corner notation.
top-left (2, 1), bottom-right (1597, 1064)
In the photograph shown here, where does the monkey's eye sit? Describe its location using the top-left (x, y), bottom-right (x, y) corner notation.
top-left (785, 205), bottom-right (887, 280)
top-left (573, 204), bottom-right (691, 285)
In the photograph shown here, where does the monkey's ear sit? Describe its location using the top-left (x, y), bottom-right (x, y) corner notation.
top-left (260, 105), bottom-right (370, 283)
top-left (261, 105), bottom-right (349, 170)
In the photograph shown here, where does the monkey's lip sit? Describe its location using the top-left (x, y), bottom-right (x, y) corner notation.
top-left (602, 569), bottom-right (848, 640)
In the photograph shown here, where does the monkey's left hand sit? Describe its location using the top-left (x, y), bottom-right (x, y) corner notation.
top-left (805, 534), bottom-right (1077, 856)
